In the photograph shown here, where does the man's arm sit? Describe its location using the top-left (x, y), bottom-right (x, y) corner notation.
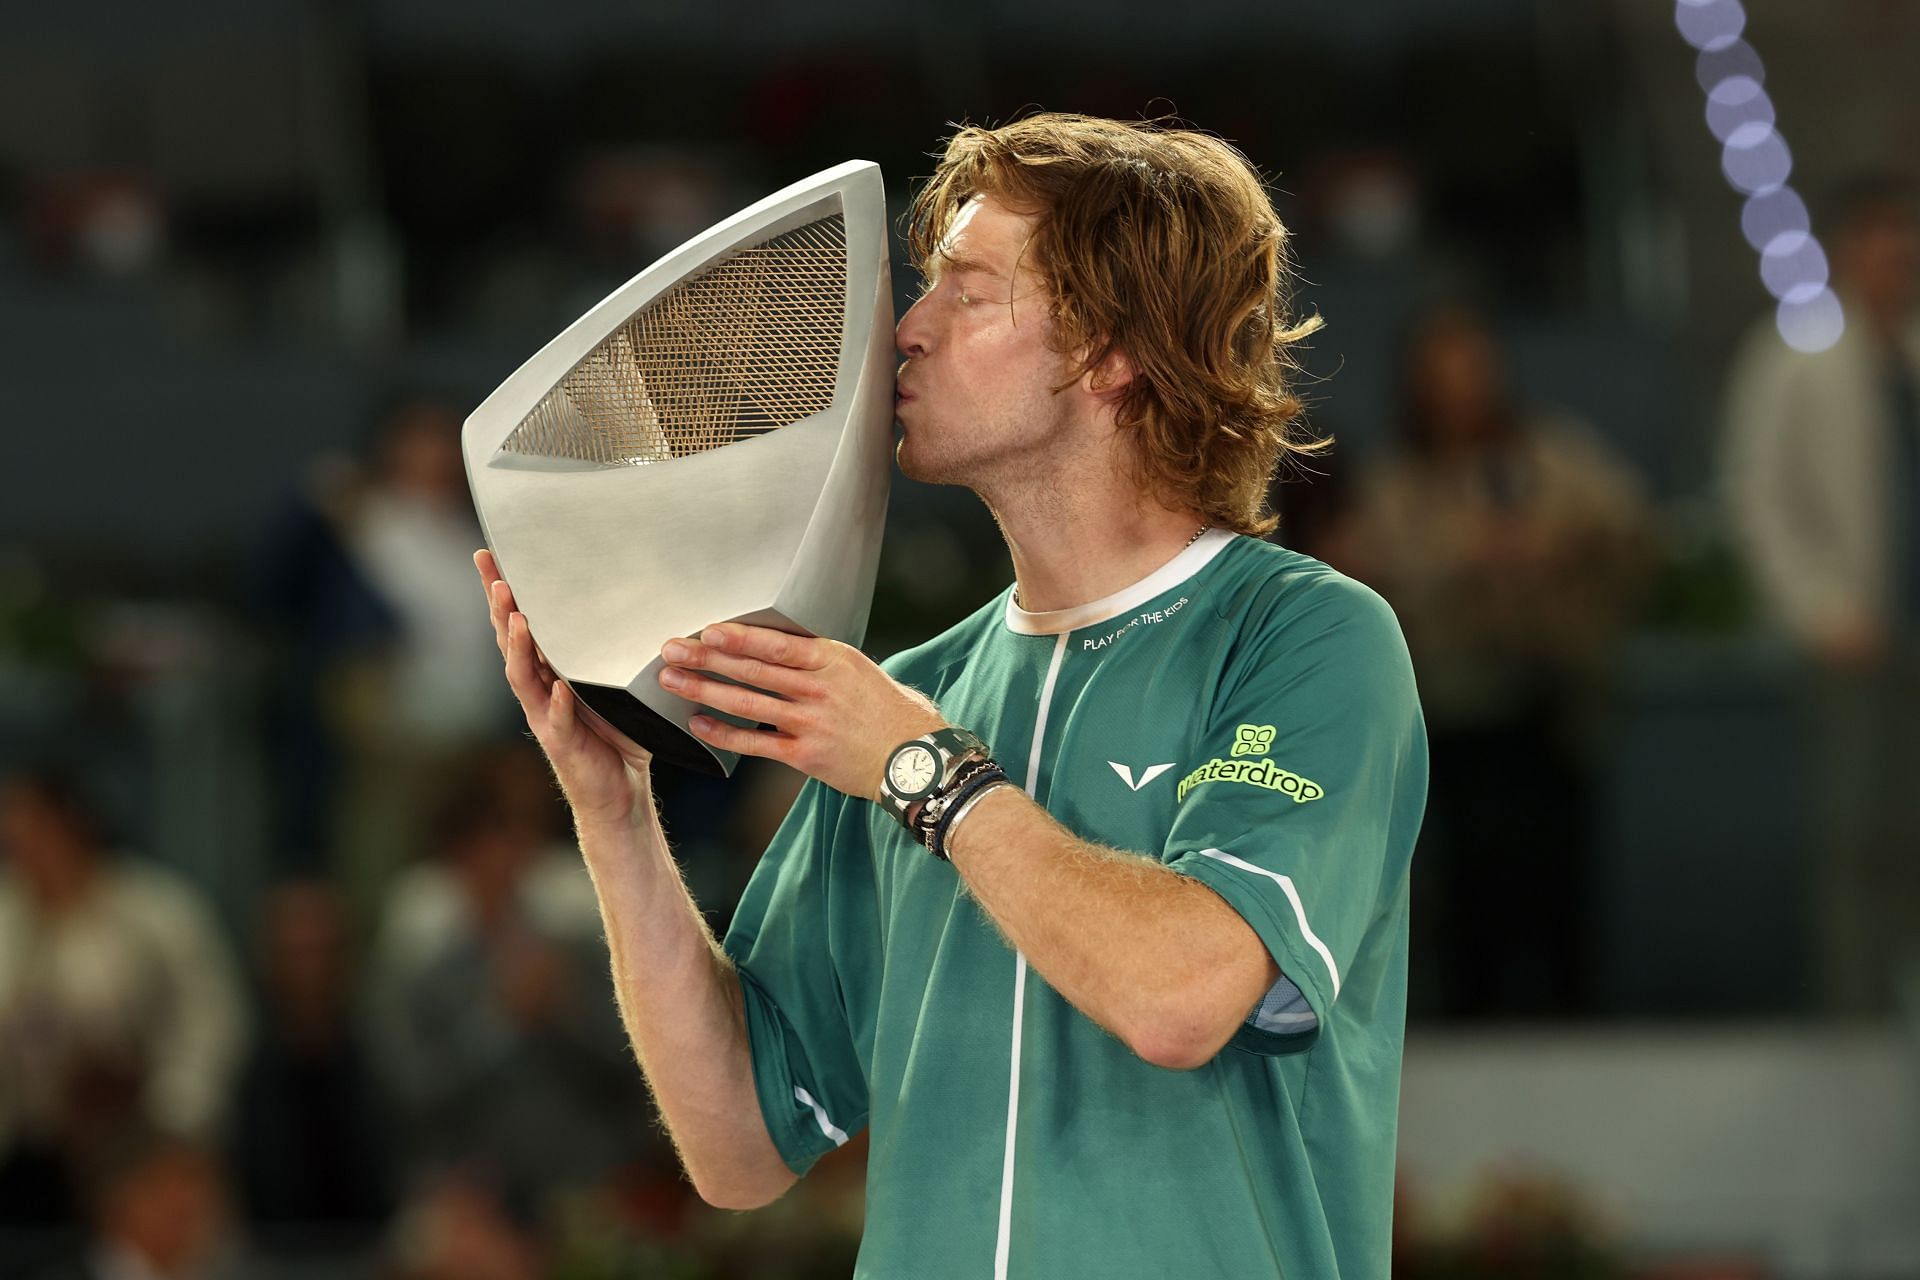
top-left (575, 790), bottom-right (798, 1210)
top-left (942, 786), bottom-right (1279, 1070)
top-left (475, 551), bottom-right (795, 1210)
top-left (658, 623), bottom-right (1278, 1072)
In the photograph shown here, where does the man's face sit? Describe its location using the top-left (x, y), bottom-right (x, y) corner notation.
top-left (893, 196), bottom-right (1085, 490)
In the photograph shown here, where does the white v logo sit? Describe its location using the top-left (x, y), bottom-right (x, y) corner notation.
top-left (1109, 761), bottom-right (1177, 792)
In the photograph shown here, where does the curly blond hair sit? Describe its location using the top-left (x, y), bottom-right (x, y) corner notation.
top-left (906, 113), bottom-right (1326, 536)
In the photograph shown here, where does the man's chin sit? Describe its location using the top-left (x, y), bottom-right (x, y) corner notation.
top-left (897, 417), bottom-right (992, 488)
top-left (894, 434), bottom-right (943, 485)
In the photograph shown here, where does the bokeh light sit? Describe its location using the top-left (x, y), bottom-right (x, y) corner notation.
top-left (1720, 126), bottom-right (1792, 195)
top-left (1740, 187), bottom-right (1810, 252)
top-left (1775, 287), bottom-right (1846, 352)
top-left (1694, 39), bottom-right (1766, 93)
top-left (1674, 0), bottom-right (1747, 54)
top-left (1705, 76), bottom-right (1774, 143)
top-left (1677, 0), bottom-right (1841, 351)
top-left (1758, 231), bottom-right (1829, 300)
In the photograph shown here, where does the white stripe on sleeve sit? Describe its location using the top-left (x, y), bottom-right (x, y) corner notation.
top-left (1196, 848), bottom-right (1343, 1000)
top-left (793, 1086), bottom-right (849, 1146)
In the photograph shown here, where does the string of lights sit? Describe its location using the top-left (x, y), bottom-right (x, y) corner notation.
top-left (1676, 0), bottom-right (1844, 352)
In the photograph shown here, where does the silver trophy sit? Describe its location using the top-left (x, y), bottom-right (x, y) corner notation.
top-left (464, 161), bottom-right (895, 775)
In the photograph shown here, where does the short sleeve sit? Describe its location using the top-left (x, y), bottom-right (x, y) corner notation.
top-left (722, 780), bottom-right (871, 1175)
top-left (1164, 576), bottom-right (1425, 1056)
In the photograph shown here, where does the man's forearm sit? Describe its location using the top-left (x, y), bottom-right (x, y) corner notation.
top-left (943, 786), bottom-right (1276, 1069)
top-left (644, 620), bottom-right (1278, 1068)
top-left (575, 777), bottom-right (796, 1208)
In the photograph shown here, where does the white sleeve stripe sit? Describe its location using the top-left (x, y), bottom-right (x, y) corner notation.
top-left (793, 1085), bottom-right (849, 1146)
top-left (1195, 848), bottom-right (1343, 999)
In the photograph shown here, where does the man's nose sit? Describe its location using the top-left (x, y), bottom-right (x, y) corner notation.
top-left (895, 294), bottom-right (929, 360)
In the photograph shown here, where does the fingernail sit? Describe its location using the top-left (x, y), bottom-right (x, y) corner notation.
top-left (690, 715), bottom-right (712, 731)
top-left (659, 668), bottom-right (685, 689)
top-left (662, 640), bottom-right (690, 662)
top-left (701, 627), bottom-right (725, 648)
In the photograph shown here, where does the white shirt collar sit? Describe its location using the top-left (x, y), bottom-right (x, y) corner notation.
top-left (1003, 529), bottom-right (1238, 636)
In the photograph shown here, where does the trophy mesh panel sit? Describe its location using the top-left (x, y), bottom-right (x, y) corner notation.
top-left (502, 213), bottom-right (848, 466)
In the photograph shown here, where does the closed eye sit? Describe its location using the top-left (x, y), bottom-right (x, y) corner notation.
top-left (911, 276), bottom-right (988, 308)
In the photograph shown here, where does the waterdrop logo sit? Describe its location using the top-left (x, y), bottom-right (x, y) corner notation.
top-left (1176, 724), bottom-right (1324, 806)
top-left (1231, 724), bottom-right (1276, 758)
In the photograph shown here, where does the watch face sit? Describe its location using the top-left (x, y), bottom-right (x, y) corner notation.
top-left (888, 744), bottom-right (939, 797)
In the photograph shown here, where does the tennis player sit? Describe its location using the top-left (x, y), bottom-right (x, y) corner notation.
top-left (476, 112), bottom-right (1427, 1279)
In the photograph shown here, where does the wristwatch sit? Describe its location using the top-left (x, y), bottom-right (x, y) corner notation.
top-left (880, 726), bottom-right (994, 833)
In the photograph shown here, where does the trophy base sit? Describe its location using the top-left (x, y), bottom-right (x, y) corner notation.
top-left (570, 681), bottom-right (734, 777)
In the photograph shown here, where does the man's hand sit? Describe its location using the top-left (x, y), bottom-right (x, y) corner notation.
top-left (474, 549), bottom-right (652, 828)
top-left (657, 624), bottom-right (947, 801)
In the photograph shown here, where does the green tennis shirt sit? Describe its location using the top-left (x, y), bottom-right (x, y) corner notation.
top-left (722, 531), bottom-right (1428, 1279)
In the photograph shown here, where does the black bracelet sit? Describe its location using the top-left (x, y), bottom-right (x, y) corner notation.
top-left (910, 756), bottom-right (993, 841)
top-left (929, 766), bottom-right (1010, 862)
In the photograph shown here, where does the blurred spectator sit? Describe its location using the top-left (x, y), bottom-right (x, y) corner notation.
top-left (1338, 304), bottom-right (1654, 1018)
top-left (342, 396), bottom-right (505, 746)
top-left (255, 391), bottom-right (512, 927)
top-left (1267, 433), bottom-right (1360, 564)
top-left (0, 772), bottom-right (248, 1229)
top-left (231, 880), bottom-right (391, 1248)
top-left (383, 1172), bottom-right (544, 1280)
top-left (35, 1127), bottom-right (241, 1280)
top-left (254, 437), bottom-right (399, 880)
top-left (362, 749), bottom-right (648, 1206)
top-left (1720, 175), bottom-right (1920, 1014)
top-left (24, 173), bottom-right (166, 278)
top-left (1723, 176), bottom-right (1920, 667)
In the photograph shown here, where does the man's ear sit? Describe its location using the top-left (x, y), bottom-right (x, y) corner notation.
top-left (1082, 345), bottom-right (1136, 402)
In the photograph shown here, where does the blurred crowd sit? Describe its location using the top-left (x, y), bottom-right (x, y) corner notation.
top-left (1277, 177), bottom-right (1920, 1023)
top-left (0, 402), bottom-right (846, 1274)
top-left (1, 57), bottom-right (1916, 1276)
top-left (1293, 302), bottom-right (1659, 1019)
